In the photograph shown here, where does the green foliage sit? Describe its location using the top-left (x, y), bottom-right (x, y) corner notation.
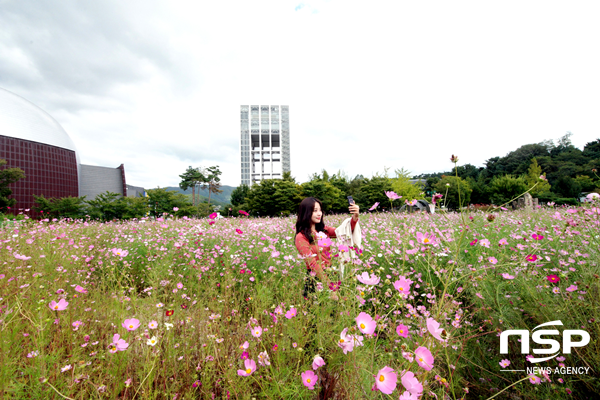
top-left (574, 175), bottom-right (598, 193)
top-left (488, 175), bottom-right (528, 205)
top-left (147, 188), bottom-right (196, 217)
top-left (525, 158), bottom-right (551, 196)
top-left (246, 179), bottom-right (302, 217)
top-left (355, 176), bottom-right (393, 210)
top-left (553, 175), bottom-right (582, 198)
top-left (230, 184), bottom-right (249, 206)
top-left (301, 180), bottom-right (346, 213)
top-left (391, 168), bottom-right (425, 201)
top-left (32, 195), bottom-right (88, 219)
top-left (0, 159), bottom-right (25, 212)
top-left (179, 166), bottom-right (205, 206)
top-left (433, 176), bottom-right (472, 209)
top-left (203, 165), bottom-right (223, 205)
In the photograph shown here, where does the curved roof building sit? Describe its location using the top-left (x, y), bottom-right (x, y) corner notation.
top-left (0, 87), bottom-right (131, 214)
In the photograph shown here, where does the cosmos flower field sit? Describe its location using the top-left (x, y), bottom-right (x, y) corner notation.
top-left (1, 204), bottom-right (599, 399)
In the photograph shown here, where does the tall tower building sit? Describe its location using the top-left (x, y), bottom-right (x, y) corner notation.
top-left (240, 105), bottom-right (290, 186)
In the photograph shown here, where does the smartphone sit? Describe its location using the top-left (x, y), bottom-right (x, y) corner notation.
top-left (347, 196), bottom-right (354, 205)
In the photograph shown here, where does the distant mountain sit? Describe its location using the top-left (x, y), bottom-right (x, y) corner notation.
top-left (164, 185), bottom-right (235, 205)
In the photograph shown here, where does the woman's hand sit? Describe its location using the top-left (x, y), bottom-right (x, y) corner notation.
top-left (349, 202), bottom-right (360, 221)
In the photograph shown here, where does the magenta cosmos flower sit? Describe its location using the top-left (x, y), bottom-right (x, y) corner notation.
top-left (356, 312), bottom-right (376, 335)
top-left (48, 299), bottom-right (69, 311)
top-left (235, 228), bottom-right (243, 235)
top-left (237, 359), bottom-right (256, 376)
top-left (122, 318), bottom-right (140, 331)
top-left (375, 366), bottom-right (397, 394)
top-left (301, 370), bottom-right (318, 390)
top-left (393, 276), bottom-right (413, 296)
top-left (531, 233), bottom-right (544, 240)
top-left (356, 272), bottom-right (380, 285)
top-left (238, 210), bottom-right (249, 216)
top-left (546, 275), bottom-right (560, 283)
top-left (426, 318), bottom-right (445, 341)
top-left (312, 355), bottom-right (325, 370)
top-left (526, 254), bottom-right (538, 262)
top-left (396, 324), bottom-right (409, 338)
top-left (400, 370), bottom-right (423, 397)
top-left (209, 212), bottom-right (217, 219)
top-left (414, 346), bottom-right (434, 370)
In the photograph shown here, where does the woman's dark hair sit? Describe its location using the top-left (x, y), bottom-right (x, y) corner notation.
top-left (296, 197), bottom-right (325, 244)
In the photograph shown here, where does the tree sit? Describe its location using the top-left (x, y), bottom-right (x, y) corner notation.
top-left (179, 166), bottom-right (204, 206)
top-left (525, 158), bottom-right (551, 196)
top-left (0, 159), bottom-right (25, 212)
top-left (488, 175), bottom-right (528, 206)
top-left (301, 180), bottom-right (346, 212)
top-left (246, 179), bottom-right (302, 217)
top-left (230, 184), bottom-right (249, 206)
top-left (433, 176), bottom-right (472, 210)
top-left (553, 176), bottom-right (582, 198)
top-left (391, 168), bottom-right (425, 201)
top-left (355, 176), bottom-right (394, 210)
top-left (202, 166), bottom-right (223, 205)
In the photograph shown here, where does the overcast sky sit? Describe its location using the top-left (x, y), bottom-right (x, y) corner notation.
top-left (1, 0), bottom-right (599, 188)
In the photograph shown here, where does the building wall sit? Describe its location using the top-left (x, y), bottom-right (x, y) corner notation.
top-left (0, 135), bottom-right (78, 212)
top-left (126, 184), bottom-right (146, 198)
top-left (79, 164), bottom-right (124, 200)
top-left (240, 105), bottom-right (290, 186)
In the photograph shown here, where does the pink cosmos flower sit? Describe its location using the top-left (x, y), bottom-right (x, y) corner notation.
top-left (529, 375), bottom-right (541, 384)
top-left (240, 351), bottom-right (249, 360)
top-left (237, 359), bottom-right (256, 376)
top-left (566, 285), bottom-right (577, 292)
top-left (209, 212), bottom-right (217, 219)
top-left (368, 202), bottom-right (380, 211)
top-left (356, 272), bottom-right (380, 285)
top-left (112, 248), bottom-right (128, 257)
top-left (416, 231), bottom-right (436, 245)
top-left (149, 320), bottom-right (158, 329)
top-left (356, 312), bottom-right (376, 335)
top-left (110, 334), bottom-right (129, 352)
top-left (337, 328), bottom-right (355, 354)
top-left (375, 366), bottom-right (397, 394)
top-left (400, 370), bottom-right (423, 397)
top-left (302, 370), bottom-right (318, 390)
top-left (239, 341), bottom-right (249, 350)
top-left (396, 324), bottom-right (409, 338)
top-left (479, 239), bottom-right (490, 248)
top-left (426, 318), bottom-right (445, 341)
top-left (122, 318), bottom-right (140, 331)
top-left (414, 346), bottom-right (434, 370)
top-left (235, 229), bottom-right (243, 235)
top-left (393, 276), bottom-right (413, 296)
top-left (488, 257), bottom-right (498, 265)
top-left (48, 299), bottom-right (69, 311)
top-left (72, 321), bottom-right (84, 330)
top-left (285, 308), bottom-right (297, 319)
top-left (329, 281), bottom-right (341, 292)
top-left (499, 359), bottom-right (510, 368)
top-left (502, 273), bottom-right (515, 280)
top-left (399, 391), bottom-right (419, 400)
top-left (173, 207), bottom-right (179, 212)
top-left (546, 275), bottom-right (560, 283)
top-left (312, 355), bottom-right (326, 370)
top-left (251, 326), bottom-right (262, 338)
top-left (258, 351), bottom-right (270, 366)
top-left (498, 238), bottom-right (508, 246)
top-left (531, 233), bottom-right (544, 240)
top-left (406, 199), bottom-right (418, 206)
top-left (469, 239), bottom-right (478, 246)
top-left (74, 285), bottom-right (88, 294)
top-left (385, 191), bottom-right (401, 200)
top-left (526, 254), bottom-right (538, 262)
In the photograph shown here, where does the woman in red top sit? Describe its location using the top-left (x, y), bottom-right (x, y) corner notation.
top-left (295, 197), bottom-right (359, 297)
